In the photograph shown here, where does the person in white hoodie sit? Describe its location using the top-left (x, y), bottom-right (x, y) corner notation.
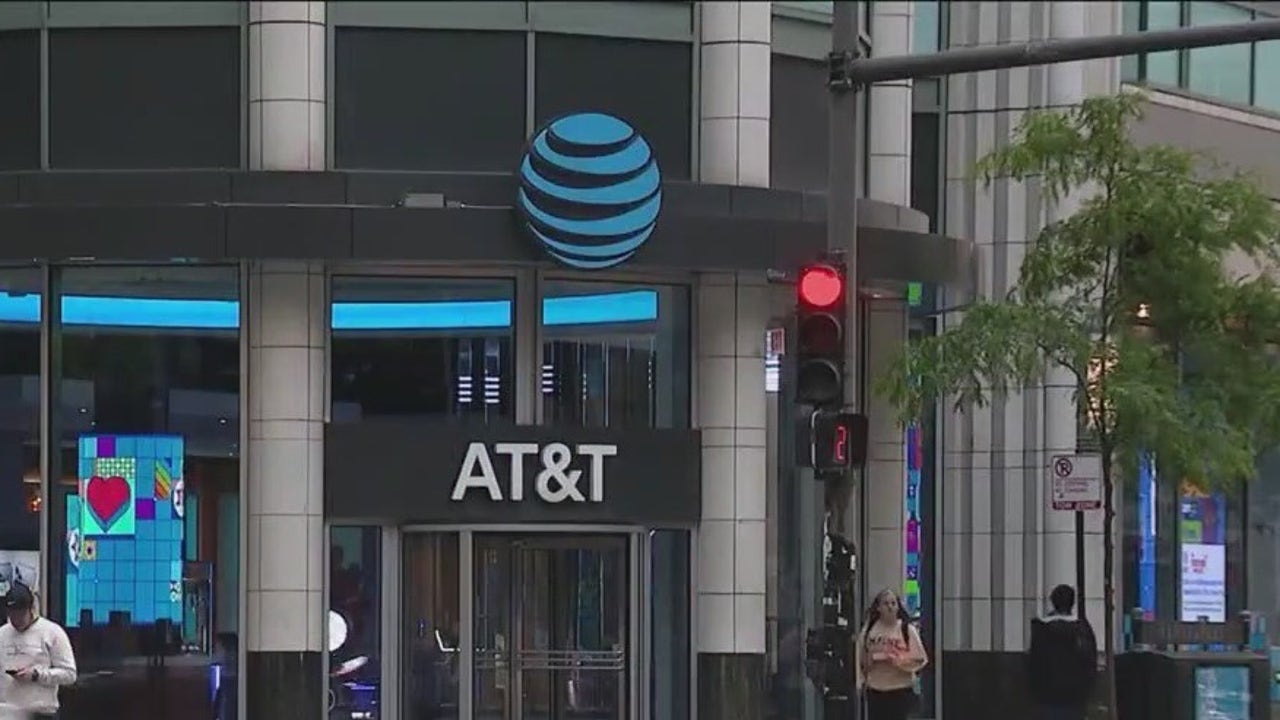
top-left (0, 583), bottom-right (76, 719)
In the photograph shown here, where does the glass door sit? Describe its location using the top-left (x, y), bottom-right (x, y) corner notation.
top-left (473, 534), bottom-right (629, 720)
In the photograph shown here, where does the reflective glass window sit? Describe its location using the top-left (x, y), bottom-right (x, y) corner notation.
top-left (0, 267), bottom-right (41, 594)
top-left (649, 530), bottom-right (690, 720)
top-left (1145, 0), bottom-right (1182, 86)
top-left (913, 0), bottom-right (940, 54)
top-left (0, 31), bottom-right (39, 169)
top-left (48, 265), bottom-right (240, 718)
top-left (402, 533), bottom-right (460, 720)
top-left (49, 28), bottom-right (240, 169)
top-left (1254, 40), bottom-right (1280, 112)
top-left (1187, 2), bottom-right (1253, 104)
top-left (540, 281), bottom-right (690, 429)
top-left (534, 34), bottom-right (693, 180)
top-left (334, 29), bottom-right (527, 171)
top-left (330, 277), bottom-right (515, 422)
top-left (329, 527), bottom-right (382, 719)
top-left (1122, 1), bottom-right (1141, 81)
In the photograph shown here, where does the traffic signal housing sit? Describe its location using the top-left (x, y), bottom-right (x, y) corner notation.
top-left (799, 408), bottom-right (868, 473)
top-left (795, 260), bottom-right (848, 407)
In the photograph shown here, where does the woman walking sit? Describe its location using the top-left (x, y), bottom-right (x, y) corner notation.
top-left (858, 588), bottom-right (928, 720)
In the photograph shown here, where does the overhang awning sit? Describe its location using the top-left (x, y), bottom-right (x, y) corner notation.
top-left (0, 170), bottom-right (974, 293)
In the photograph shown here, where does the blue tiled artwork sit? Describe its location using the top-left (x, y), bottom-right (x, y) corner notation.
top-left (66, 434), bottom-right (185, 628)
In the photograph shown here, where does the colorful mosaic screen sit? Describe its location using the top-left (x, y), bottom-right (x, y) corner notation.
top-left (903, 423), bottom-right (923, 615)
top-left (66, 435), bottom-right (185, 628)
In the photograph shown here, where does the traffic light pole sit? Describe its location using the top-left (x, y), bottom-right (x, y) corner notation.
top-left (823, 8), bottom-right (1280, 720)
top-left (825, 5), bottom-right (861, 720)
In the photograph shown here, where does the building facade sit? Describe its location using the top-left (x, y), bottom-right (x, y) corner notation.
top-left (939, 1), bottom-right (1280, 717)
top-left (4, 2), bottom-right (1275, 719)
top-left (0, 2), bottom-right (969, 720)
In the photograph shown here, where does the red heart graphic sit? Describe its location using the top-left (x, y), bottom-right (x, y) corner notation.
top-left (85, 475), bottom-right (131, 530)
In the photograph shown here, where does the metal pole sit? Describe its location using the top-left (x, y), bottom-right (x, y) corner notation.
top-left (846, 18), bottom-right (1280, 85)
top-left (1076, 511), bottom-right (1087, 620)
top-left (827, 4), bottom-right (860, 720)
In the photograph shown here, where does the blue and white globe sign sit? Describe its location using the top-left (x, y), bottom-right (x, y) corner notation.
top-left (517, 112), bottom-right (662, 269)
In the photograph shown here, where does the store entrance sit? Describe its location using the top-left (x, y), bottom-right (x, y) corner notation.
top-left (473, 534), bottom-right (630, 720)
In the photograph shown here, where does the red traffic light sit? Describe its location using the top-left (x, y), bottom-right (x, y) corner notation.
top-left (798, 264), bottom-right (844, 308)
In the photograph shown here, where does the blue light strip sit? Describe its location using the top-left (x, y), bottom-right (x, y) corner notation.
top-left (0, 289), bottom-right (659, 329)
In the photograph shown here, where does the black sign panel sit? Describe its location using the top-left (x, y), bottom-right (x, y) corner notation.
top-left (325, 420), bottom-right (701, 525)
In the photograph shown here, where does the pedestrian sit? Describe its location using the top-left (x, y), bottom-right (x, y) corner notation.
top-left (0, 583), bottom-right (77, 720)
top-left (858, 588), bottom-right (927, 720)
top-left (1026, 584), bottom-right (1098, 720)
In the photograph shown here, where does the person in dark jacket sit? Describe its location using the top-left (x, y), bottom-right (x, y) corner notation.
top-left (1026, 584), bottom-right (1097, 720)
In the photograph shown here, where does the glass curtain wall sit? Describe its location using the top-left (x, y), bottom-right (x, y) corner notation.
top-left (330, 277), bottom-right (516, 423)
top-left (539, 280), bottom-right (691, 719)
top-left (0, 266), bottom-right (41, 602)
top-left (43, 265), bottom-right (241, 720)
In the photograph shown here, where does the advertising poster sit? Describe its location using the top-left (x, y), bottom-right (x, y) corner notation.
top-left (1181, 543), bottom-right (1227, 622)
top-left (1180, 489), bottom-right (1228, 623)
top-left (1195, 665), bottom-right (1250, 720)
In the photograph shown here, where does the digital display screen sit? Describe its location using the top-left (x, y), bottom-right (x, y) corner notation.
top-left (1179, 489), bottom-right (1227, 623)
top-left (66, 434), bottom-right (186, 628)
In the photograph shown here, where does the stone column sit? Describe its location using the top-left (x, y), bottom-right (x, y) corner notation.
top-left (244, 3), bottom-right (328, 713)
top-left (862, 300), bottom-right (910, 600)
top-left (861, 0), bottom-right (914, 608)
top-left (248, 1), bottom-right (326, 171)
top-left (696, 272), bottom-right (769, 720)
top-left (244, 262), bottom-right (327, 718)
top-left (1044, 0), bottom-right (1108, 630)
top-left (695, 3), bottom-right (771, 716)
top-left (866, 0), bottom-right (913, 204)
top-left (699, 1), bottom-right (770, 187)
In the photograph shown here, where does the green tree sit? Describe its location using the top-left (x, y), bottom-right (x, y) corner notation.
top-left (876, 92), bottom-right (1280, 717)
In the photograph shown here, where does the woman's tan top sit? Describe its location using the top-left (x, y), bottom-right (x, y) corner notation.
top-left (857, 620), bottom-right (928, 691)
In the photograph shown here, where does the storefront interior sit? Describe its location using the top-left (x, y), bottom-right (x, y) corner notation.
top-left (0, 263), bottom-right (694, 720)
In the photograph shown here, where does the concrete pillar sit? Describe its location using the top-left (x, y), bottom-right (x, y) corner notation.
top-left (863, 299), bottom-right (910, 598)
top-left (861, 0), bottom-right (914, 611)
top-left (696, 272), bottom-right (769, 720)
top-left (699, 1), bottom-right (771, 187)
top-left (1043, 0), bottom-right (1099, 626)
top-left (243, 261), bottom-right (327, 718)
top-left (248, 1), bottom-right (326, 171)
top-left (866, 1), bottom-right (913, 204)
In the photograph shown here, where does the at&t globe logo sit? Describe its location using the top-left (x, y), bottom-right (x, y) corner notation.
top-left (517, 112), bottom-right (662, 269)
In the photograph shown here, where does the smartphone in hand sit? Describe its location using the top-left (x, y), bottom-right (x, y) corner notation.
top-left (3, 669), bottom-right (16, 676)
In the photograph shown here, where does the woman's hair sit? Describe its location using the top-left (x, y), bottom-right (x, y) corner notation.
top-left (861, 588), bottom-right (912, 643)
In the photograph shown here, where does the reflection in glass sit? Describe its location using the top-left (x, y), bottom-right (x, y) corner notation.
top-left (1145, 0), bottom-right (1182, 85)
top-left (0, 267), bottom-right (41, 598)
top-left (49, 265), bottom-right (240, 720)
top-left (912, 0), bottom-right (940, 55)
top-left (330, 278), bottom-right (514, 422)
top-left (649, 531), bottom-right (690, 720)
top-left (403, 533), bottom-right (460, 720)
top-left (1255, 40), bottom-right (1280, 112)
top-left (541, 282), bottom-right (689, 430)
top-left (330, 527), bottom-right (382, 719)
top-left (1187, 1), bottom-right (1253, 104)
top-left (474, 535), bottom-right (629, 720)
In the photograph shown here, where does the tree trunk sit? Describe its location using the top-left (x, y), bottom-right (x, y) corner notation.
top-left (1101, 456), bottom-right (1119, 720)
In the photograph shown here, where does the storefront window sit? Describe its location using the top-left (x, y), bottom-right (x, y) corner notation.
top-left (0, 267), bottom-right (41, 597)
top-left (402, 533), bottom-right (460, 720)
top-left (540, 281), bottom-right (689, 429)
top-left (330, 277), bottom-right (515, 422)
top-left (47, 265), bottom-right (240, 719)
top-left (329, 526), bottom-right (382, 719)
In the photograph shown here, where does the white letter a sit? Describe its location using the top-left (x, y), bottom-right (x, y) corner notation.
top-left (451, 443), bottom-right (502, 501)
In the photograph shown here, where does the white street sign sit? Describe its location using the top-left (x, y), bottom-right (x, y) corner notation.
top-left (1050, 454), bottom-right (1102, 511)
